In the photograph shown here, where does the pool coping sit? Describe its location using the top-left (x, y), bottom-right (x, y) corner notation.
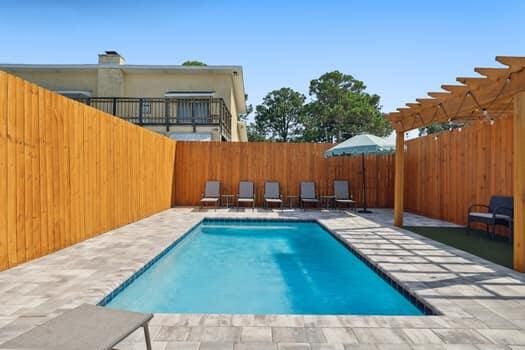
top-left (98, 217), bottom-right (440, 316)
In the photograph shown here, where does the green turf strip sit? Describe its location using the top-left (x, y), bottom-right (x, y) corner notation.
top-left (403, 226), bottom-right (513, 269)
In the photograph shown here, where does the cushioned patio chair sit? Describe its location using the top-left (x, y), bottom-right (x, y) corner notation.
top-left (200, 180), bottom-right (220, 209)
top-left (300, 181), bottom-right (319, 209)
top-left (467, 195), bottom-right (514, 240)
top-left (334, 180), bottom-right (356, 211)
top-left (264, 181), bottom-right (283, 209)
top-left (237, 181), bottom-right (255, 209)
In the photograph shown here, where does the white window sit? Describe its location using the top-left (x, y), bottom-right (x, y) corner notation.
top-left (176, 100), bottom-right (209, 123)
top-left (164, 91), bottom-right (215, 123)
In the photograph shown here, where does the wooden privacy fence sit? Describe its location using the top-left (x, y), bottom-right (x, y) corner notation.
top-left (173, 141), bottom-right (395, 207)
top-left (404, 117), bottom-right (513, 226)
top-left (0, 72), bottom-right (515, 272)
top-left (0, 72), bottom-right (176, 271)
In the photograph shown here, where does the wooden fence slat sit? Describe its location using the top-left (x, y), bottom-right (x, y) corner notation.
top-left (0, 72), bottom-right (7, 269)
top-left (30, 83), bottom-right (41, 259)
top-left (15, 78), bottom-right (26, 263)
top-left (6, 75), bottom-right (17, 266)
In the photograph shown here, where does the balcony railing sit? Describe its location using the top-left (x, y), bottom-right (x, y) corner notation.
top-left (77, 97), bottom-right (232, 140)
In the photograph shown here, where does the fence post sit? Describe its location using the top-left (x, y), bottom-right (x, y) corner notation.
top-left (112, 97), bottom-right (117, 116)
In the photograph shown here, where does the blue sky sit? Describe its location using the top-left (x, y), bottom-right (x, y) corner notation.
top-left (1, 0), bottom-right (524, 119)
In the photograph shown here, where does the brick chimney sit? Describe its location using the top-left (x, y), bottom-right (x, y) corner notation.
top-left (98, 51), bottom-right (125, 65)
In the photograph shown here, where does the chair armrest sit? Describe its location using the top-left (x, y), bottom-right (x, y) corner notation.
top-left (493, 206), bottom-right (513, 217)
top-left (468, 204), bottom-right (490, 213)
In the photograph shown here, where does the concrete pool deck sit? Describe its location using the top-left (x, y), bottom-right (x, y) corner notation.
top-left (1, 208), bottom-right (524, 349)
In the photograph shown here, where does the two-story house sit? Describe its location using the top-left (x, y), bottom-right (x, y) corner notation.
top-left (0, 51), bottom-right (248, 141)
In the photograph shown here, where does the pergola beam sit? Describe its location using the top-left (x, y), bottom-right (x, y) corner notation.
top-left (387, 57), bottom-right (525, 132)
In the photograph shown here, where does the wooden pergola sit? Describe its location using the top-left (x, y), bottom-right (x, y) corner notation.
top-left (386, 56), bottom-right (525, 272)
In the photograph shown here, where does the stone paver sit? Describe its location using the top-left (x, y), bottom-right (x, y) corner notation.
top-left (0, 207), bottom-right (524, 349)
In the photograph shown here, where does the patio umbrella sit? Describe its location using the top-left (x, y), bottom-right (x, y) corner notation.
top-left (324, 133), bottom-right (395, 213)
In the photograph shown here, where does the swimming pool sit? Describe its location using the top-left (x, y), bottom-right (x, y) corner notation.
top-left (102, 219), bottom-right (430, 315)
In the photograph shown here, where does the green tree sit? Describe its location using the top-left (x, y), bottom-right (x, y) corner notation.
top-left (181, 60), bottom-right (207, 66)
top-left (254, 88), bottom-right (306, 142)
top-left (246, 123), bottom-right (266, 142)
top-left (303, 71), bottom-right (392, 142)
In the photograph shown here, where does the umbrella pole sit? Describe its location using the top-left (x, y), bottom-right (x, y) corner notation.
top-left (358, 152), bottom-right (372, 214)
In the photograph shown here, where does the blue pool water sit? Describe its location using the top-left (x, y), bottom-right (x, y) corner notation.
top-left (104, 220), bottom-right (425, 315)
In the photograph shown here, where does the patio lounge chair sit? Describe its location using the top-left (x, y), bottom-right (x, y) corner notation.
top-left (467, 195), bottom-right (514, 240)
top-left (0, 303), bottom-right (153, 350)
top-left (300, 181), bottom-right (319, 209)
top-left (334, 180), bottom-right (356, 211)
top-left (264, 181), bottom-right (283, 209)
top-left (200, 180), bottom-right (220, 209)
top-left (237, 181), bottom-right (255, 209)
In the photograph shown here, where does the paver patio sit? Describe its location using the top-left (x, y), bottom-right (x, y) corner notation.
top-left (1, 208), bottom-right (524, 349)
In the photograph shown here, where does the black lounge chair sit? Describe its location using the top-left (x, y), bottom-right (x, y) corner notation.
top-left (237, 181), bottom-right (255, 209)
top-left (264, 181), bottom-right (283, 209)
top-left (467, 195), bottom-right (514, 240)
top-left (300, 181), bottom-right (319, 209)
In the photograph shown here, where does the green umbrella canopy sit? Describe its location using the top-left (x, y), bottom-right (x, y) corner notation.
top-left (324, 133), bottom-right (395, 158)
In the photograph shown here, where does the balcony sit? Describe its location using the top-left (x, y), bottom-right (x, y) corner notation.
top-left (77, 97), bottom-right (232, 141)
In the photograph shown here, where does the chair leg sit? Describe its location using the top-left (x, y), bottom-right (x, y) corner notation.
top-left (143, 324), bottom-right (152, 350)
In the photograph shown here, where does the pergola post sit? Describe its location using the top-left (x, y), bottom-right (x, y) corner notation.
top-left (394, 131), bottom-right (405, 227)
top-left (514, 91), bottom-right (525, 272)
